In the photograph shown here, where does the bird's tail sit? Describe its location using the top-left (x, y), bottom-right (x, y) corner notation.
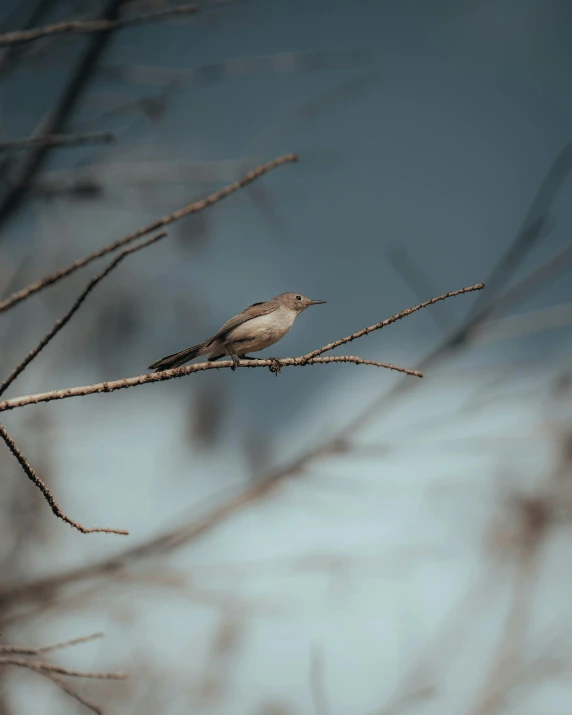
top-left (148, 342), bottom-right (206, 371)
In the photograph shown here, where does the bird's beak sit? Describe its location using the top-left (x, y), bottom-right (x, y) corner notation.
top-left (309, 299), bottom-right (326, 305)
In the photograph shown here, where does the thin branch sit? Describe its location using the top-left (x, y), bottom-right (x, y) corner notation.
top-left (467, 139), bottom-right (572, 318)
top-left (0, 632), bottom-right (103, 655)
top-left (0, 153), bottom-right (298, 313)
top-left (0, 631), bottom-right (120, 713)
top-left (302, 284), bottom-right (485, 362)
top-left (0, 356), bottom-right (422, 412)
top-left (0, 1), bottom-right (220, 47)
top-left (0, 423), bottom-right (128, 535)
top-left (0, 231), bottom-right (167, 397)
top-left (0, 283), bottom-right (486, 412)
top-left (0, 656), bottom-right (126, 678)
top-left (0, 284), bottom-right (485, 413)
top-left (387, 245), bottom-right (456, 334)
top-left (472, 240), bottom-right (572, 325)
top-left (40, 671), bottom-right (103, 714)
top-left (0, 131), bottom-right (114, 153)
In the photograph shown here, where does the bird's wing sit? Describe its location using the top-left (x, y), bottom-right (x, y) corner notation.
top-left (205, 301), bottom-right (275, 346)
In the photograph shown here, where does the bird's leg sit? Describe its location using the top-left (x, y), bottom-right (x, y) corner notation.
top-left (227, 350), bottom-right (240, 371)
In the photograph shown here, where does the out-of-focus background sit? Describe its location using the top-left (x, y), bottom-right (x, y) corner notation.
top-left (0, 0), bottom-right (572, 713)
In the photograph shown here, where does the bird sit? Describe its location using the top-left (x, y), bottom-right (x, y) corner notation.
top-left (148, 292), bottom-right (326, 372)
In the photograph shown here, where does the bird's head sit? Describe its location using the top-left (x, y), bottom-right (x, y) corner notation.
top-left (278, 292), bottom-right (327, 313)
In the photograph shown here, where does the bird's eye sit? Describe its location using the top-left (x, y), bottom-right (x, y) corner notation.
top-left (295, 295), bottom-right (302, 301)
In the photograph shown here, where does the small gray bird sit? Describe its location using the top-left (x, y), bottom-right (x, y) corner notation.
top-left (148, 292), bottom-right (326, 372)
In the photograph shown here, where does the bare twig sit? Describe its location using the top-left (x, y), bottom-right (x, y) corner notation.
top-left (0, 423), bottom-right (128, 535)
top-left (387, 245), bottom-right (456, 334)
top-left (0, 231), bottom-right (167, 397)
top-left (0, 153), bottom-right (298, 313)
top-left (0, 656), bottom-right (125, 678)
top-left (0, 131), bottom-right (114, 153)
top-left (0, 632), bottom-right (103, 655)
top-left (0, 631), bottom-right (121, 713)
top-left (40, 671), bottom-right (103, 714)
top-left (0, 1), bottom-right (219, 47)
top-left (0, 356), bottom-right (422, 412)
top-left (0, 286), bottom-right (485, 413)
top-left (302, 284), bottom-right (484, 362)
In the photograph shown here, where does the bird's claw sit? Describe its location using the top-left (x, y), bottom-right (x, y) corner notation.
top-left (268, 357), bottom-right (282, 376)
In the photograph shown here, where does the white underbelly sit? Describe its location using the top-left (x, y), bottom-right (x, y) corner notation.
top-left (227, 311), bottom-right (294, 354)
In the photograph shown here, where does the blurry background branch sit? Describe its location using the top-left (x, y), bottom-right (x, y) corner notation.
top-left (0, 1), bottom-right (213, 47)
top-left (0, 632), bottom-right (125, 714)
top-left (0, 131), bottom-right (115, 153)
top-left (0, 0), bottom-right (127, 230)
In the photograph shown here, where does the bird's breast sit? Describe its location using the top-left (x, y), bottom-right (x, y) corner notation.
top-left (227, 309), bottom-right (297, 352)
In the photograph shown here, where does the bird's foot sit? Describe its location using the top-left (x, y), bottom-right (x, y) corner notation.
top-left (268, 357), bottom-right (282, 376)
top-left (230, 353), bottom-right (240, 371)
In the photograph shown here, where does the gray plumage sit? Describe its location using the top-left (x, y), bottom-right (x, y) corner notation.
top-left (148, 292), bottom-right (326, 372)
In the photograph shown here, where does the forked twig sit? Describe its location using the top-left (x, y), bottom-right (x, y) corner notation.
top-left (0, 284), bottom-right (484, 413)
top-left (0, 632), bottom-right (103, 655)
top-left (0, 631), bottom-right (122, 714)
top-left (0, 656), bottom-right (125, 678)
